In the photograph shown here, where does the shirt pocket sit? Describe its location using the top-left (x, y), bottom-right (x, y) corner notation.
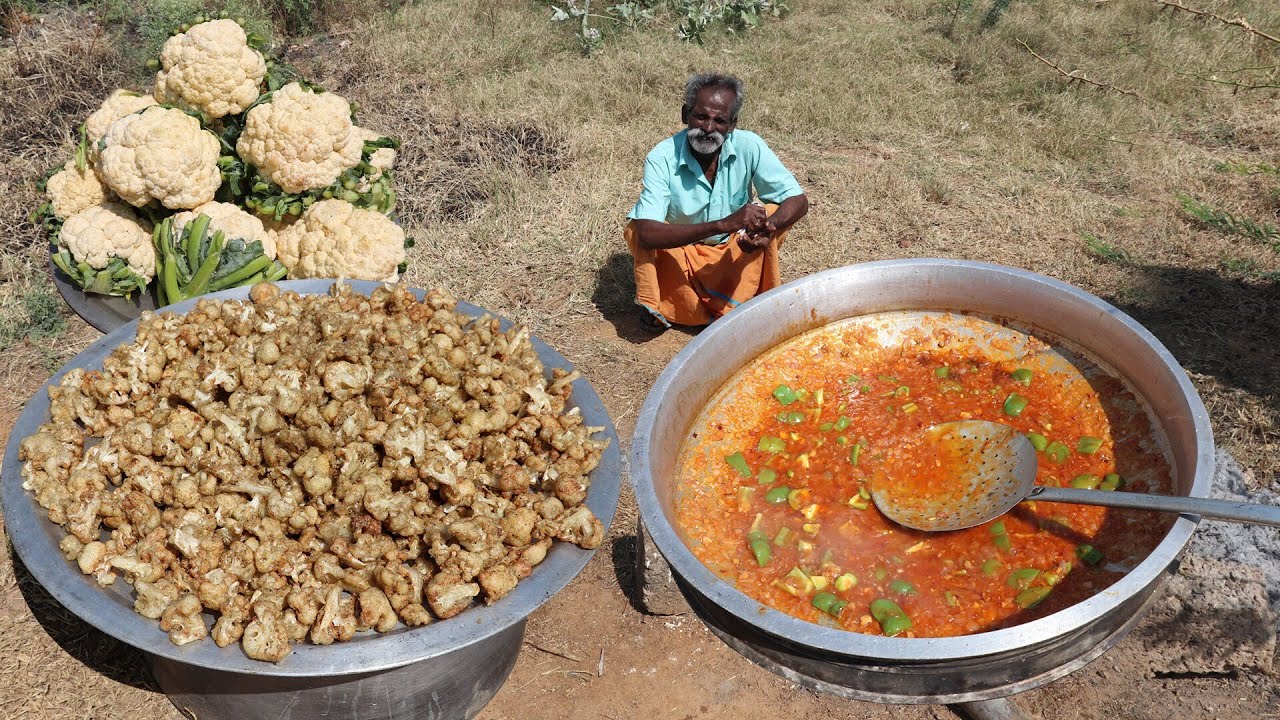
top-left (670, 179), bottom-right (712, 224)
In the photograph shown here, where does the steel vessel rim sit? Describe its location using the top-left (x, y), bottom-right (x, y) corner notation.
top-left (2, 279), bottom-right (622, 677)
top-left (631, 258), bottom-right (1213, 663)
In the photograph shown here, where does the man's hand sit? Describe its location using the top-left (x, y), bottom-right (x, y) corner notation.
top-left (720, 202), bottom-right (768, 235)
top-left (736, 194), bottom-right (809, 252)
top-left (737, 221), bottom-right (777, 252)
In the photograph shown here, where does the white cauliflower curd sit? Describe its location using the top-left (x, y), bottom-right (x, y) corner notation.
top-left (45, 160), bottom-right (111, 219)
top-left (354, 126), bottom-right (397, 175)
top-left (236, 82), bottom-right (363, 194)
top-left (84, 89), bottom-right (158, 159)
top-left (153, 19), bottom-right (267, 120)
top-left (274, 199), bottom-right (405, 282)
top-left (98, 106), bottom-right (222, 210)
top-left (60, 203), bottom-right (156, 281)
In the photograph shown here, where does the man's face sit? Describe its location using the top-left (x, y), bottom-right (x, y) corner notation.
top-left (683, 87), bottom-right (737, 156)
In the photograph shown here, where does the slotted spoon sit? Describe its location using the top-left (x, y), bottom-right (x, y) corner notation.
top-left (870, 420), bottom-right (1280, 532)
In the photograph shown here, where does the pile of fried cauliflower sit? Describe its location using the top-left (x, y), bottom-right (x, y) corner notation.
top-left (19, 283), bottom-right (608, 662)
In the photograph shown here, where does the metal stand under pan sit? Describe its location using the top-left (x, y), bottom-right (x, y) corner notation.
top-left (151, 620), bottom-right (525, 720)
top-left (677, 572), bottom-right (1170, 720)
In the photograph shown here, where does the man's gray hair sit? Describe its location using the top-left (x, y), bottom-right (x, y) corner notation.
top-left (684, 73), bottom-right (746, 121)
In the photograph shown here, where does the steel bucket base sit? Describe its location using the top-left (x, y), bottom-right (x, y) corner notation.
top-left (153, 619), bottom-right (525, 720)
top-left (680, 572), bottom-right (1168, 706)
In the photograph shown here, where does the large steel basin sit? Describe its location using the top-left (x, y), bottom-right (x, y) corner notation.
top-left (1, 279), bottom-right (622, 719)
top-left (630, 259), bottom-right (1213, 703)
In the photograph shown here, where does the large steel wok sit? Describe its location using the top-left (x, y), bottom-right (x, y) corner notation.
top-left (1, 279), bottom-right (622, 720)
top-left (630, 259), bottom-right (1213, 704)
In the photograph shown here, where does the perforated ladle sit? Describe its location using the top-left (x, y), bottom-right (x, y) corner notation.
top-left (870, 420), bottom-right (1280, 532)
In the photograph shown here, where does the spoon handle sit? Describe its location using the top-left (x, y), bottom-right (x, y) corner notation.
top-left (1028, 486), bottom-right (1280, 528)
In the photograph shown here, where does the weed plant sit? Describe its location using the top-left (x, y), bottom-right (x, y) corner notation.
top-left (1178, 193), bottom-right (1280, 247)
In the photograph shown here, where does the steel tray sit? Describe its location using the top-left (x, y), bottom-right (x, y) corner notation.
top-left (2, 279), bottom-right (622, 677)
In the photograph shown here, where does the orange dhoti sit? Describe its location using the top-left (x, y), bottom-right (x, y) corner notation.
top-left (624, 205), bottom-right (787, 327)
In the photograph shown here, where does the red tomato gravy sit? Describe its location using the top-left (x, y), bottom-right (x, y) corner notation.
top-left (673, 313), bottom-right (1175, 638)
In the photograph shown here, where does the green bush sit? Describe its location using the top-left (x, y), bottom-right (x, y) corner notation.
top-left (91, 0), bottom-right (276, 69)
top-left (545, 0), bottom-right (789, 56)
top-left (0, 287), bottom-right (66, 352)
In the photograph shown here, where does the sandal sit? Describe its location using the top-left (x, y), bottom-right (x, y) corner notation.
top-left (639, 310), bottom-right (668, 334)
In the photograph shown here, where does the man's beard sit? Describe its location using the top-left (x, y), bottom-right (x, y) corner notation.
top-left (688, 128), bottom-right (725, 155)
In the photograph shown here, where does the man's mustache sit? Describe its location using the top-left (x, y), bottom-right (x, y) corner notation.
top-left (688, 128), bottom-right (725, 149)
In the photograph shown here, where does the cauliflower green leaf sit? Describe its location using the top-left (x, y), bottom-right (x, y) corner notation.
top-left (153, 213), bottom-right (286, 306)
top-left (218, 136), bottom-right (400, 220)
top-left (52, 253), bottom-right (151, 298)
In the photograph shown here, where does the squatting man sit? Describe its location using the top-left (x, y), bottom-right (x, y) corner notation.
top-left (625, 72), bottom-right (809, 333)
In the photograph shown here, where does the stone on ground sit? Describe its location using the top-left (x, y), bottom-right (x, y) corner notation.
top-left (635, 516), bottom-right (689, 616)
top-left (1132, 449), bottom-right (1279, 676)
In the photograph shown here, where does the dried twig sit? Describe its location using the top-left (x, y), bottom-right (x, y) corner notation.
top-left (1170, 68), bottom-right (1280, 91)
top-left (524, 641), bottom-right (583, 663)
top-left (542, 669), bottom-right (594, 684)
top-left (1017, 39), bottom-right (1142, 98)
top-left (1085, 132), bottom-right (1141, 148)
top-left (597, 648), bottom-right (605, 677)
top-left (1156, 0), bottom-right (1280, 46)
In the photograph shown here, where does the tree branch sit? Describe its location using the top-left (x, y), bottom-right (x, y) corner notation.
top-left (1017, 39), bottom-right (1142, 98)
top-left (1156, 0), bottom-right (1280, 46)
top-left (1170, 68), bottom-right (1280, 91)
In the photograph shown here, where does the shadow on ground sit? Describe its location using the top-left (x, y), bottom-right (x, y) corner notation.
top-left (609, 533), bottom-right (648, 615)
top-left (10, 544), bottom-right (159, 693)
top-left (591, 250), bottom-right (705, 346)
top-left (1104, 264), bottom-right (1280, 406)
top-left (591, 251), bottom-right (651, 345)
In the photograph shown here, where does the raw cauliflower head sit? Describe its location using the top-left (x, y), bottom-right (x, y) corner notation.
top-left (354, 127), bottom-right (397, 174)
top-left (275, 199), bottom-right (405, 282)
top-left (85, 89), bottom-right (158, 158)
top-left (173, 201), bottom-right (276, 259)
top-left (153, 19), bottom-right (267, 120)
top-left (61, 203), bottom-right (156, 280)
top-left (98, 106), bottom-right (222, 210)
top-left (46, 161), bottom-right (111, 218)
top-left (236, 82), bottom-right (363, 194)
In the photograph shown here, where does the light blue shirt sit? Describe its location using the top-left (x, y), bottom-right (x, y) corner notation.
top-left (627, 129), bottom-right (804, 245)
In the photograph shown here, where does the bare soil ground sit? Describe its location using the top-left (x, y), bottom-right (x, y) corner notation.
top-left (2, 0), bottom-right (1280, 718)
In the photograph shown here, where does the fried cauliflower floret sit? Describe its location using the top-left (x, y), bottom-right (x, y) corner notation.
top-left (322, 360), bottom-right (371, 401)
top-left (173, 201), bottom-right (276, 259)
top-left (98, 106), bottom-right (221, 209)
top-left (358, 587), bottom-right (398, 633)
top-left (477, 564), bottom-right (519, 605)
top-left (310, 585), bottom-right (358, 645)
top-left (153, 19), bottom-right (267, 120)
top-left (426, 571), bottom-right (480, 620)
top-left (242, 601), bottom-right (291, 662)
top-left (274, 200), bottom-right (405, 282)
top-left (19, 427), bottom-right (82, 522)
top-left (543, 505), bottom-right (605, 549)
top-left (160, 594), bottom-right (208, 645)
top-left (236, 82), bottom-right (363, 193)
top-left (45, 160), bottom-right (111, 218)
top-left (76, 540), bottom-right (110, 575)
top-left (59, 203), bottom-right (156, 280)
top-left (211, 595), bottom-right (251, 647)
top-left (500, 506), bottom-right (539, 547)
